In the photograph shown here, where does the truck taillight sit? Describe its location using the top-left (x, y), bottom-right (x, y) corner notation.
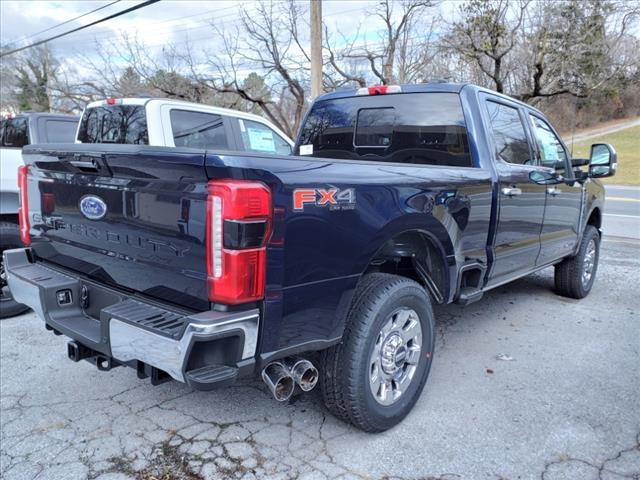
top-left (17, 165), bottom-right (31, 246)
top-left (206, 179), bottom-right (272, 305)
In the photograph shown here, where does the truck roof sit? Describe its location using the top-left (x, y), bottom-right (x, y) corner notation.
top-left (313, 81), bottom-right (544, 116)
top-left (5, 112), bottom-right (79, 121)
top-left (315, 81), bottom-right (468, 102)
top-left (85, 97), bottom-right (282, 125)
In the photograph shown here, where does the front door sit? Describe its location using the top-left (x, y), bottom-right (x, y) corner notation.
top-left (483, 98), bottom-right (547, 285)
top-left (528, 113), bottom-right (583, 264)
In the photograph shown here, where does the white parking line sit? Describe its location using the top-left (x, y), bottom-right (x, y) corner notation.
top-left (603, 213), bottom-right (640, 218)
top-left (606, 196), bottom-right (640, 202)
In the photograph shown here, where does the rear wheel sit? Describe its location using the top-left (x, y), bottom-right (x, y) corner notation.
top-left (554, 225), bottom-right (600, 299)
top-left (0, 222), bottom-right (30, 319)
top-left (320, 273), bottom-right (435, 432)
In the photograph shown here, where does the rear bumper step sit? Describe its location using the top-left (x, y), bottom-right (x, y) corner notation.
top-left (3, 248), bottom-right (259, 389)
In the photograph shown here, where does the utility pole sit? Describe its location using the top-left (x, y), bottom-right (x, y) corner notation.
top-left (310, 0), bottom-right (322, 99)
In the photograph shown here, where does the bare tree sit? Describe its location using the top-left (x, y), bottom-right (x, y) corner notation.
top-left (326, 0), bottom-right (435, 86)
top-left (447, 0), bottom-right (639, 103)
top-left (172, 0), bottom-right (311, 137)
top-left (447, 0), bottom-right (528, 94)
top-left (0, 45), bottom-right (58, 112)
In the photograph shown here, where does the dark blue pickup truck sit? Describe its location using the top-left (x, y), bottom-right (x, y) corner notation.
top-left (4, 83), bottom-right (616, 432)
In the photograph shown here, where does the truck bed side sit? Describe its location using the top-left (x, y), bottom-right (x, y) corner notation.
top-left (204, 152), bottom-right (493, 360)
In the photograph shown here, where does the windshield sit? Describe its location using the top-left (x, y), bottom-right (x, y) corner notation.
top-left (297, 92), bottom-right (471, 167)
top-left (77, 104), bottom-right (148, 144)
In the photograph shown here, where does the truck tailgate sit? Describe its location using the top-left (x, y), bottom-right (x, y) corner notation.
top-left (21, 144), bottom-right (210, 311)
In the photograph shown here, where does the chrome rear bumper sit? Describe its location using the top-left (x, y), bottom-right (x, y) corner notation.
top-left (4, 248), bottom-right (259, 387)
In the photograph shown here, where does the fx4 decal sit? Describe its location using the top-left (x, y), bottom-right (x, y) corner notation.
top-left (293, 188), bottom-right (356, 211)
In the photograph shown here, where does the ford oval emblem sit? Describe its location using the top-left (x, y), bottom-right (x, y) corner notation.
top-left (79, 195), bottom-right (107, 220)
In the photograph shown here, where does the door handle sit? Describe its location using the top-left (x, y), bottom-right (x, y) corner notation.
top-left (69, 159), bottom-right (98, 171)
top-left (547, 187), bottom-right (562, 196)
top-left (501, 187), bottom-right (522, 197)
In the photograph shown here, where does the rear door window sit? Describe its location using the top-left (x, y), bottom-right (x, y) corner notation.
top-left (238, 119), bottom-right (291, 154)
top-left (44, 119), bottom-right (78, 143)
top-left (297, 92), bottom-right (472, 167)
top-left (170, 109), bottom-right (228, 149)
top-left (485, 101), bottom-right (533, 166)
top-left (3, 117), bottom-right (29, 148)
top-left (77, 105), bottom-right (148, 144)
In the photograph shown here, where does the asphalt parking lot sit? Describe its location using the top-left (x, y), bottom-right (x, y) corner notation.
top-left (1, 238), bottom-right (639, 480)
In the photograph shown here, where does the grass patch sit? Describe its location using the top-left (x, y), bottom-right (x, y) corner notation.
top-left (567, 126), bottom-right (640, 185)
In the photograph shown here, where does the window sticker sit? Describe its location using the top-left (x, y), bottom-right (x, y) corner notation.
top-left (247, 127), bottom-right (275, 153)
top-left (238, 119), bottom-right (246, 132)
top-left (299, 144), bottom-right (313, 155)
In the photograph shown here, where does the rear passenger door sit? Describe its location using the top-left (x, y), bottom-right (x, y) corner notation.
top-left (483, 96), bottom-right (547, 285)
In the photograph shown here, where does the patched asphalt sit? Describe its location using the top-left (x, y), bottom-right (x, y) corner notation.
top-left (1, 238), bottom-right (639, 480)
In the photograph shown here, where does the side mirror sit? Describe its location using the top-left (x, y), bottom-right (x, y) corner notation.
top-left (589, 143), bottom-right (617, 178)
top-left (529, 170), bottom-right (564, 185)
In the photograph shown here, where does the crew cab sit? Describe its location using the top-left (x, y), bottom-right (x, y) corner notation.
top-left (0, 112), bottom-right (79, 318)
top-left (4, 83), bottom-right (616, 432)
top-left (76, 97), bottom-right (293, 155)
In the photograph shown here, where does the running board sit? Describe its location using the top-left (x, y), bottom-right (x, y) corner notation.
top-left (456, 287), bottom-right (483, 305)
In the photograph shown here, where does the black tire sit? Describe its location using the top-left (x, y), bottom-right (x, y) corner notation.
top-left (554, 225), bottom-right (600, 299)
top-left (320, 273), bottom-right (435, 432)
top-left (0, 222), bottom-right (30, 319)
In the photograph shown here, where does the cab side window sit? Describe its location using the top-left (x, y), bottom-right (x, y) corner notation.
top-left (238, 119), bottom-right (291, 155)
top-left (529, 115), bottom-right (567, 172)
top-left (485, 101), bottom-right (532, 166)
top-left (170, 110), bottom-right (228, 149)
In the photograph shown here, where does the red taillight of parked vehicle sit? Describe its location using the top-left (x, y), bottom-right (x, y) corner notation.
top-left (206, 179), bottom-right (272, 304)
top-left (17, 165), bottom-right (31, 246)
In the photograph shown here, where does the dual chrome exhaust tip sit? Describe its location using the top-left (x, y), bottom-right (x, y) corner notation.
top-left (261, 358), bottom-right (318, 402)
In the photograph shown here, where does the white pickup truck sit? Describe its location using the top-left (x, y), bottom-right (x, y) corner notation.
top-left (76, 98), bottom-right (294, 155)
top-left (0, 113), bottom-right (79, 318)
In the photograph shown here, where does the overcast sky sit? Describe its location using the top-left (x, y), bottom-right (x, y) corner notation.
top-left (0, 0), bottom-right (414, 56)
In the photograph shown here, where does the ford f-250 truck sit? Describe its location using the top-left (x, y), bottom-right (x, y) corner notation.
top-left (4, 83), bottom-right (616, 432)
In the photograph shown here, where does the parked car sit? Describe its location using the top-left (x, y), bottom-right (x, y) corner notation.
top-left (0, 112), bottom-right (79, 318)
top-left (76, 97), bottom-right (293, 154)
top-left (4, 83), bottom-right (616, 431)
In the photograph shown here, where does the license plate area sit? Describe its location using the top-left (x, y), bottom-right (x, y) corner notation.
top-left (80, 281), bottom-right (123, 320)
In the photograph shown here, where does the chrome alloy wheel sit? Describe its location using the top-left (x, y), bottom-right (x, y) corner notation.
top-left (369, 308), bottom-right (422, 406)
top-left (582, 239), bottom-right (597, 288)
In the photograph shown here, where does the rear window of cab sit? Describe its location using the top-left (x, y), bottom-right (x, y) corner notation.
top-left (77, 105), bottom-right (148, 144)
top-left (297, 92), bottom-right (471, 167)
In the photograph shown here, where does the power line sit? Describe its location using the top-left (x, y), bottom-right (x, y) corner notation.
top-left (16, 3), bottom-right (366, 50)
top-left (0, 0), bottom-right (161, 58)
top-left (8, 0), bottom-right (122, 47)
top-left (41, 5), bottom-right (247, 46)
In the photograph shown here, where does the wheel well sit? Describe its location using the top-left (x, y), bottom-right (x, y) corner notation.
top-left (587, 208), bottom-right (601, 230)
top-left (364, 231), bottom-right (448, 303)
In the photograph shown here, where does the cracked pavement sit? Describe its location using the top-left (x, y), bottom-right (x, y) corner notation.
top-left (1, 238), bottom-right (639, 480)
